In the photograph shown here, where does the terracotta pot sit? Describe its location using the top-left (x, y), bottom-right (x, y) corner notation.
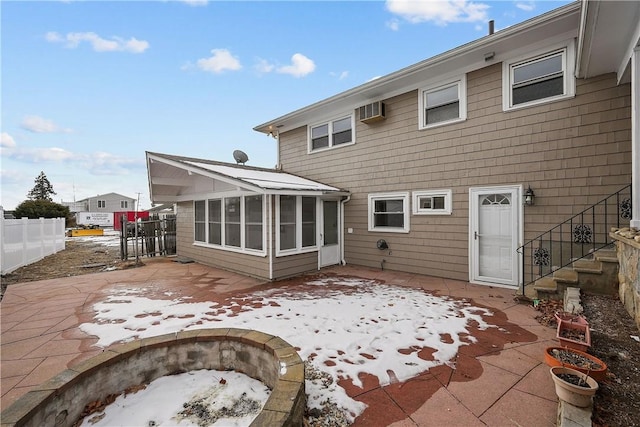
top-left (544, 346), bottom-right (608, 381)
top-left (554, 311), bottom-right (588, 325)
top-left (550, 366), bottom-right (598, 407)
top-left (557, 319), bottom-right (591, 352)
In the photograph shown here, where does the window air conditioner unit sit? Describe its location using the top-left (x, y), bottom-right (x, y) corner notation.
top-left (359, 101), bottom-right (386, 123)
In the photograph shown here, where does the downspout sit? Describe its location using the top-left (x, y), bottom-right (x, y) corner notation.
top-left (268, 195), bottom-right (273, 280)
top-left (340, 195), bottom-right (351, 265)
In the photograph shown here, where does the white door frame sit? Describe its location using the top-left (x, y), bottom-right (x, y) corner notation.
top-left (319, 198), bottom-right (341, 268)
top-left (469, 185), bottom-right (523, 288)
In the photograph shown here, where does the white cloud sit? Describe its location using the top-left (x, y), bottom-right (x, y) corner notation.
top-left (196, 49), bottom-right (242, 73)
top-left (254, 58), bottom-right (275, 74)
top-left (1, 132), bottom-right (16, 148)
top-left (330, 71), bottom-right (349, 80)
top-left (386, 0), bottom-right (490, 26)
top-left (20, 115), bottom-right (73, 134)
top-left (46, 31), bottom-right (149, 53)
top-left (386, 18), bottom-right (401, 31)
top-left (516, 1), bottom-right (535, 12)
top-left (277, 53), bottom-right (316, 78)
top-left (178, 0), bottom-right (208, 5)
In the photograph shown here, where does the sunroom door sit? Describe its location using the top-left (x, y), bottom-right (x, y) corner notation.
top-left (320, 200), bottom-right (340, 267)
top-left (469, 186), bottom-right (521, 287)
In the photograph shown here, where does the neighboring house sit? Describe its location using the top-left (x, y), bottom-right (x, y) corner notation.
top-left (76, 193), bottom-right (137, 213)
top-left (148, 1), bottom-right (639, 289)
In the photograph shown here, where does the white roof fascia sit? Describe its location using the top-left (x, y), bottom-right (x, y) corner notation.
top-left (253, 2), bottom-right (580, 135)
top-left (148, 152), bottom-right (345, 197)
top-left (148, 153), bottom-right (266, 194)
top-left (617, 17), bottom-right (640, 84)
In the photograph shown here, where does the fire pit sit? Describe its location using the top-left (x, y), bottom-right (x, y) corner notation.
top-left (0, 328), bottom-right (304, 427)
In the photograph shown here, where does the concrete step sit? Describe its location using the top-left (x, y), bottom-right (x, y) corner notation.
top-left (533, 276), bottom-right (558, 291)
top-left (553, 268), bottom-right (579, 284)
top-left (572, 259), bottom-right (602, 274)
top-left (594, 249), bottom-right (618, 263)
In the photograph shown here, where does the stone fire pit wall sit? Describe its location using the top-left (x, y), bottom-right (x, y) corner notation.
top-left (0, 328), bottom-right (305, 427)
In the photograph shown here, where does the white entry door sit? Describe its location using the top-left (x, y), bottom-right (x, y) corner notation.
top-left (320, 200), bottom-right (340, 267)
top-left (469, 186), bottom-right (521, 287)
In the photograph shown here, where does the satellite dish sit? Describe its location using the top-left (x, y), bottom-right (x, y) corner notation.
top-left (233, 150), bottom-right (249, 165)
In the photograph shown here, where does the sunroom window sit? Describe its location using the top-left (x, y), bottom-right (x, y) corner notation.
top-left (368, 192), bottom-right (410, 233)
top-left (309, 115), bottom-right (353, 152)
top-left (194, 200), bottom-right (206, 242)
top-left (194, 195), bottom-right (264, 253)
top-left (277, 195), bottom-right (318, 254)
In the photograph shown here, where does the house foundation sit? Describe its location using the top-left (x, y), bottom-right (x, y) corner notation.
top-left (611, 229), bottom-right (640, 330)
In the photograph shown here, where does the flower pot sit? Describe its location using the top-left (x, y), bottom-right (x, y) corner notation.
top-left (550, 366), bottom-right (598, 407)
top-left (557, 318), bottom-right (591, 351)
top-left (554, 311), bottom-right (588, 325)
top-left (544, 346), bottom-right (608, 381)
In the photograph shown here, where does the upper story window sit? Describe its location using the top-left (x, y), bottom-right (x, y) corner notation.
top-left (97, 200), bottom-right (106, 209)
top-left (309, 115), bottom-right (354, 152)
top-left (419, 77), bottom-right (466, 130)
top-left (368, 192), bottom-right (410, 233)
top-left (120, 200), bottom-right (128, 209)
top-left (503, 43), bottom-right (575, 110)
top-left (412, 189), bottom-right (452, 215)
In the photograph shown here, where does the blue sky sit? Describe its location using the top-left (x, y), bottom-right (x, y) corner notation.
top-left (1, 0), bottom-right (571, 211)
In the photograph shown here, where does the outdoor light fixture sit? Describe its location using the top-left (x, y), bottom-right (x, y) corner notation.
top-left (524, 186), bottom-right (535, 206)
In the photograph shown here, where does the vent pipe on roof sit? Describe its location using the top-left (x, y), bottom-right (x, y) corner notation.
top-left (489, 20), bottom-right (495, 35)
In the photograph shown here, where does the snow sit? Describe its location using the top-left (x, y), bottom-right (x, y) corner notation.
top-left (79, 369), bottom-right (270, 427)
top-left (184, 161), bottom-right (342, 191)
top-left (66, 228), bottom-right (122, 247)
top-left (79, 277), bottom-right (498, 421)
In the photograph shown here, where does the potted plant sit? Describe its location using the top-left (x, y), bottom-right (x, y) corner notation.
top-left (544, 346), bottom-right (608, 381)
top-left (554, 311), bottom-right (588, 325)
top-left (557, 318), bottom-right (591, 351)
top-left (550, 366), bottom-right (598, 407)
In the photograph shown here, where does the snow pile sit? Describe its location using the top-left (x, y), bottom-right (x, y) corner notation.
top-left (80, 276), bottom-right (496, 421)
top-left (79, 370), bottom-right (270, 427)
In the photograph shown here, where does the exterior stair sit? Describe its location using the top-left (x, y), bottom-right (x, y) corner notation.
top-left (525, 248), bottom-right (619, 300)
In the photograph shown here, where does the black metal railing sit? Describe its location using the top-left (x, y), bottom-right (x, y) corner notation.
top-left (517, 184), bottom-right (631, 293)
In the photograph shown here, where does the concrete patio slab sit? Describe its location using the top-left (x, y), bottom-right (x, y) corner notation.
top-left (1, 260), bottom-right (558, 425)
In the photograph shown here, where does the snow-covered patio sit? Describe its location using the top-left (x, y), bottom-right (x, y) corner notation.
top-left (1, 258), bottom-right (558, 426)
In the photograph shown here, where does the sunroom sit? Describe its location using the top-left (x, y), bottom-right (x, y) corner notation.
top-left (146, 152), bottom-right (349, 280)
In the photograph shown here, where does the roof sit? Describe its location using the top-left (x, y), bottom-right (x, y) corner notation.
top-left (146, 152), bottom-right (347, 203)
top-left (253, 2), bottom-right (581, 135)
top-left (576, 0), bottom-right (640, 83)
top-left (77, 192), bottom-right (135, 202)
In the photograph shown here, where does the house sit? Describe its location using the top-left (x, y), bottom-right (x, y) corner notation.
top-left (147, 1), bottom-right (639, 292)
top-left (62, 193), bottom-right (137, 213)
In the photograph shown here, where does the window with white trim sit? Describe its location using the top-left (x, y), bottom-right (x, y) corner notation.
top-left (277, 195), bottom-right (318, 254)
top-left (194, 200), bottom-right (206, 242)
top-left (503, 44), bottom-right (575, 110)
top-left (120, 200), bottom-right (128, 209)
top-left (419, 77), bottom-right (466, 129)
top-left (193, 195), bottom-right (264, 253)
top-left (208, 199), bottom-right (222, 245)
top-left (368, 192), bottom-right (410, 233)
top-left (413, 190), bottom-right (452, 215)
top-left (97, 200), bottom-right (106, 208)
top-left (309, 115), bottom-right (354, 152)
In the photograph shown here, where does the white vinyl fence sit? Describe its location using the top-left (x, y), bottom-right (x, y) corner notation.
top-left (1, 207), bottom-right (66, 275)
